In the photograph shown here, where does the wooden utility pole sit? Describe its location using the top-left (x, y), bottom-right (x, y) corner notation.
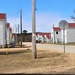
top-left (32, 0), bottom-right (37, 59)
top-left (15, 25), bottom-right (17, 45)
top-left (53, 24), bottom-right (55, 44)
top-left (18, 24), bottom-right (19, 34)
top-left (20, 9), bottom-right (22, 47)
top-left (18, 24), bottom-right (19, 45)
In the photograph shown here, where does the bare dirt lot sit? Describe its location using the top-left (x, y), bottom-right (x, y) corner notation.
top-left (0, 42), bottom-right (75, 74)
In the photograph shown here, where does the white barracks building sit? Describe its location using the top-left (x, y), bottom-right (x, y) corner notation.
top-left (51, 23), bottom-right (75, 44)
top-left (0, 13), bottom-right (7, 47)
top-left (0, 13), bottom-right (15, 47)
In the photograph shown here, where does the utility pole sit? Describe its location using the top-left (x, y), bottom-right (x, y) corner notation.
top-left (18, 24), bottom-right (19, 45)
top-left (15, 25), bottom-right (17, 45)
top-left (20, 9), bottom-right (22, 47)
top-left (32, 0), bottom-right (37, 59)
top-left (18, 24), bottom-right (19, 34)
top-left (53, 24), bottom-right (55, 44)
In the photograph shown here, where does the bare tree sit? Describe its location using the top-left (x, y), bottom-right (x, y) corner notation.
top-left (71, 10), bottom-right (75, 21)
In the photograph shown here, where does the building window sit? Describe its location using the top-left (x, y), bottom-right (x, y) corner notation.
top-left (56, 31), bottom-right (58, 34)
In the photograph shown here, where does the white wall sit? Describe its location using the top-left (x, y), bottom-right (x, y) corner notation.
top-left (51, 27), bottom-right (75, 44)
top-left (0, 20), bottom-right (7, 46)
top-left (67, 28), bottom-right (75, 43)
top-left (61, 30), bottom-right (67, 43)
top-left (0, 22), bottom-right (3, 45)
top-left (58, 28), bottom-right (75, 44)
top-left (54, 30), bottom-right (61, 43)
top-left (51, 29), bottom-right (61, 43)
top-left (6, 28), bottom-right (10, 44)
top-left (51, 28), bottom-right (68, 44)
top-left (51, 29), bottom-right (54, 43)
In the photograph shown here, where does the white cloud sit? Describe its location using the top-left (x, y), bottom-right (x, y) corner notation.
top-left (7, 12), bottom-right (73, 33)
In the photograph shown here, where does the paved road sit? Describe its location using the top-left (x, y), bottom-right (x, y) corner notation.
top-left (23, 42), bottom-right (75, 54)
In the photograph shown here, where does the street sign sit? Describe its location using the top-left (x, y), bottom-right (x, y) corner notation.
top-left (59, 20), bottom-right (68, 53)
top-left (59, 20), bottom-right (68, 30)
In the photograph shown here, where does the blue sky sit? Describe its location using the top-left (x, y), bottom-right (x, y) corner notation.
top-left (0, 0), bottom-right (75, 32)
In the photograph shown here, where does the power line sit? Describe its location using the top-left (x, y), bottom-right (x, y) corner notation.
top-left (9, 0), bottom-right (22, 31)
top-left (9, 10), bottom-right (20, 17)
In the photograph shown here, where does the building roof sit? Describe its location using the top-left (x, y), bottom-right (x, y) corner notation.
top-left (53, 27), bottom-right (61, 31)
top-left (68, 23), bottom-right (75, 28)
top-left (53, 23), bottom-right (75, 30)
top-left (36, 32), bottom-right (51, 39)
top-left (0, 13), bottom-right (6, 19)
top-left (6, 23), bottom-right (10, 28)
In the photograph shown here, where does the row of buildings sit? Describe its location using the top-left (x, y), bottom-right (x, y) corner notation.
top-left (1, 13), bottom-right (75, 45)
top-left (0, 13), bottom-right (15, 47)
top-left (36, 23), bottom-right (75, 44)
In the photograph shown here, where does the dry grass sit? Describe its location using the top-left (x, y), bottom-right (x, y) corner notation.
top-left (0, 49), bottom-right (75, 74)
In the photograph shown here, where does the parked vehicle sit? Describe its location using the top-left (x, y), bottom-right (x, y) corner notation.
top-left (36, 40), bottom-right (41, 43)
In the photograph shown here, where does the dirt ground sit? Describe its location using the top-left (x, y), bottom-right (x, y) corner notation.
top-left (0, 43), bottom-right (75, 74)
